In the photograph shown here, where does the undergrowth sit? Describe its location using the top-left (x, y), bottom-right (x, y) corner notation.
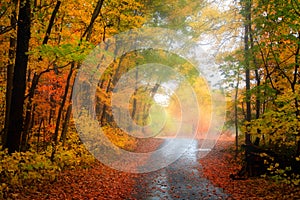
top-left (0, 131), bottom-right (95, 199)
top-left (0, 123), bottom-right (140, 199)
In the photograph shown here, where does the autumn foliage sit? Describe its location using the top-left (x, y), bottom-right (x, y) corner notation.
top-left (0, 0), bottom-right (300, 198)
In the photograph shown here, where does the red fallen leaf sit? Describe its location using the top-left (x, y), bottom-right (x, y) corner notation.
top-left (186, 185), bottom-right (192, 189)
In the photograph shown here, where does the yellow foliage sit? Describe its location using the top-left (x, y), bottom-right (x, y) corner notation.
top-left (103, 126), bottom-right (137, 151)
top-left (0, 129), bottom-right (95, 198)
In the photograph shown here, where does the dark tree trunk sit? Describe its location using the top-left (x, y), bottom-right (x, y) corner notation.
top-left (244, 0), bottom-right (252, 145)
top-left (250, 33), bottom-right (261, 120)
top-left (131, 66), bottom-right (139, 121)
top-left (293, 35), bottom-right (300, 156)
top-left (106, 76), bottom-right (112, 93)
top-left (36, 118), bottom-right (44, 152)
top-left (100, 104), bottom-right (107, 125)
top-left (60, 80), bottom-right (75, 145)
top-left (42, 1), bottom-right (61, 45)
top-left (53, 63), bottom-right (74, 144)
top-left (38, 0), bottom-right (61, 60)
top-left (111, 54), bottom-right (126, 90)
top-left (60, 104), bottom-right (72, 145)
top-left (22, 73), bottom-right (39, 151)
top-left (51, 63), bottom-right (74, 161)
top-left (81, 0), bottom-right (105, 41)
top-left (235, 71), bottom-right (240, 158)
top-left (2, 0), bottom-right (17, 148)
top-left (5, 0), bottom-right (31, 153)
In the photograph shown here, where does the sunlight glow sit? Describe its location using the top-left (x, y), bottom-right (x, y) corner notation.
top-left (154, 94), bottom-right (170, 107)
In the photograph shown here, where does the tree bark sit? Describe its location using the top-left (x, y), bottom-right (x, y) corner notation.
top-left (21, 73), bottom-right (40, 151)
top-left (235, 69), bottom-right (240, 158)
top-left (131, 66), bottom-right (139, 121)
top-left (250, 27), bottom-right (261, 119)
top-left (60, 103), bottom-right (72, 145)
top-left (60, 77), bottom-right (75, 145)
top-left (42, 1), bottom-right (61, 45)
top-left (53, 63), bottom-right (74, 144)
top-left (244, 0), bottom-right (252, 145)
top-left (2, 0), bottom-right (17, 147)
top-left (51, 63), bottom-right (74, 161)
top-left (5, 0), bottom-right (31, 153)
top-left (293, 34), bottom-right (300, 156)
top-left (81, 0), bottom-right (105, 41)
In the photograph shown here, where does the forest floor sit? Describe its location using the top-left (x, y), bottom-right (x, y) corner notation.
top-left (11, 136), bottom-right (300, 200)
top-left (200, 134), bottom-right (300, 199)
top-left (11, 138), bottom-right (165, 200)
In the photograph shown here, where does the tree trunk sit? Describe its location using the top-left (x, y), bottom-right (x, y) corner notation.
top-left (60, 77), bottom-right (75, 145)
top-left (21, 73), bottom-right (39, 151)
top-left (244, 0), bottom-right (252, 145)
top-left (81, 0), bottom-right (105, 41)
top-left (131, 66), bottom-right (139, 121)
top-left (235, 70), bottom-right (240, 158)
top-left (2, 0), bottom-right (17, 148)
top-left (42, 1), bottom-right (61, 45)
top-left (249, 23), bottom-right (261, 120)
top-left (293, 35), bottom-right (300, 156)
top-left (60, 104), bottom-right (72, 145)
top-left (53, 63), bottom-right (74, 144)
top-left (5, 0), bottom-right (31, 153)
top-left (51, 63), bottom-right (74, 161)
top-left (100, 104), bottom-right (107, 125)
top-left (36, 118), bottom-right (44, 152)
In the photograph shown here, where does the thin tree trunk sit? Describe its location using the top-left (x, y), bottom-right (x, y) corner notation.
top-left (42, 1), bottom-right (61, 45)
top-left (51, 63), bottom-right (74, 161)
top-left (37, 118), bottom-right (44, 152)
top-left (50, 0), bottom-right (105, 157)
top-left (60, 104), bottom-right (72, 145)
top-left (38, 0), bottom-right (61, 60)
top-left (131, 66), bottom-right (139, 121)
top-left (22, 68), bottom-right (60, 150)
top-left (81, 0), bottom-right (105, 41)
top-left (60, 78), bottom-right (75, 145)
top-left (21, 73), bottom-right (39, 151)
top-left (235, 70), bottom-right (240, 158)
top-left (244, 0), bottom-right (252, 145)
top-left (100, 104), bottom-right (107, 125)
top-left (53, 63), bottom-right (74, 143)
top-left (249, 24), bottom-right (261, 120)
top-left (110, 54), bottom-right (127, 91)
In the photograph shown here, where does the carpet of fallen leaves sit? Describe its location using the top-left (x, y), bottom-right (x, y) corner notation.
top-left (10, 136), bottom-right (300, 199)
top-left (199, 134), bottom-right (300, 200)
top-left (10, 138), bottom-right (164, 200)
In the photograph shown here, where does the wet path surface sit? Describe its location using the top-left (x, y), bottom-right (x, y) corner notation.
top-left (131, 139), bottom-right (229, 200)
